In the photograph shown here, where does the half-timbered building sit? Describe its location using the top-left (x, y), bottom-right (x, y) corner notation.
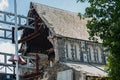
top-left (19, 2), bottom-right (107, 80)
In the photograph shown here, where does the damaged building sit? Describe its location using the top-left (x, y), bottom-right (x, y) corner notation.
top-left (18, 2), bottom-right (107, 80)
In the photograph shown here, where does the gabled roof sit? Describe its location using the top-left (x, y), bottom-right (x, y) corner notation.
top-left (31, 2), bottom-right (90, 40)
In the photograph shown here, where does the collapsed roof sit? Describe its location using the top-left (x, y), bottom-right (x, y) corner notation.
top-left (31, 2), bottom-right (90, 41)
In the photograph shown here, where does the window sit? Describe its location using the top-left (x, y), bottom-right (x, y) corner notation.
top-left (96, 47), bottom-right (102, 63)
top-left (87, 45), bottom-right (95, 63)
top-left (65, 41), bottom-right (72, 60)
top-left (65, 44), bottom-right (68, 59)
top-left (70, 42), bottom-right (78, 61)
top-left (73, 43), bottom-right (81, 61)
top-left (94, 49), bottom-right (99, 63)
top-left (87, 48), bottom-right (91, 62)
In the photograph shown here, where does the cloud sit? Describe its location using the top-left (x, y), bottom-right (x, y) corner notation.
top-left (0, 0), bottom-right (9, 10)
top-left (0, 42), bottom-right (15, 53)
top-left (0, 42), bottom-right (15, 73)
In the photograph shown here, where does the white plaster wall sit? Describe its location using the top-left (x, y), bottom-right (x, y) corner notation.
top-left (67, 41), bottom-right (72, 60)
top-left (57, 69), bottom-right (73, 80)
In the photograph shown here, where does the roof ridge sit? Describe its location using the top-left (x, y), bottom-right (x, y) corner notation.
top-left (31, 2), bottom-right (78, 15)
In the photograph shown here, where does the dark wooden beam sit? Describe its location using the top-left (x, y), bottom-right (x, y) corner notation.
top-left (18, 31), bottom-right (40, 43)
top-left (18, 24), bottom-right (45, 43)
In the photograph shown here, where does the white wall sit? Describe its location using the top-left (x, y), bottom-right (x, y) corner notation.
top-left (57, 69), bottom-right (73, 80)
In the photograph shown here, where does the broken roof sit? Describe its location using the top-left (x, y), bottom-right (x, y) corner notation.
top-left (64, 63), bottom-right (107, 77)
top-left (31, 2), bottom-right (91, 41)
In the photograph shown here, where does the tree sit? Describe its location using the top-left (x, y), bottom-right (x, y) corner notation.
top-left (77, 0), bottom-right (120, 80)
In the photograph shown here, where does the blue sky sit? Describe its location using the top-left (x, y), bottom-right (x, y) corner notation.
top-left (0, 0), bottom-right (89, 53)
top-left (7, 0), bottom-right (89, 16)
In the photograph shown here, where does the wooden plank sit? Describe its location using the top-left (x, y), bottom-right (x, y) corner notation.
top-left (18, 31), bottom-right (40, 43)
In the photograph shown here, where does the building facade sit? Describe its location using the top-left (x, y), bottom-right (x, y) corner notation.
top-left (19, 2), bottom-right (107, 80)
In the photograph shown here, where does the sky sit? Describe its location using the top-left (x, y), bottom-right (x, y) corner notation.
top-left (0, 0), bottom-right (89, 54)
top-left (0, 0), bottom-right (89, 73)
top-left (7, 0), bottom-right (89, 15)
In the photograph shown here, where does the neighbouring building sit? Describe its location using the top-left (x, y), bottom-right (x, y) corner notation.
top-left (19, 2), bottom-right (107, 80)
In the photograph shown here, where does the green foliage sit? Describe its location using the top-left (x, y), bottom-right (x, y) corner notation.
top-left (107, 54), bottom-right (120, 80)
top-left (77, 0), bottom-right (120, 80)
